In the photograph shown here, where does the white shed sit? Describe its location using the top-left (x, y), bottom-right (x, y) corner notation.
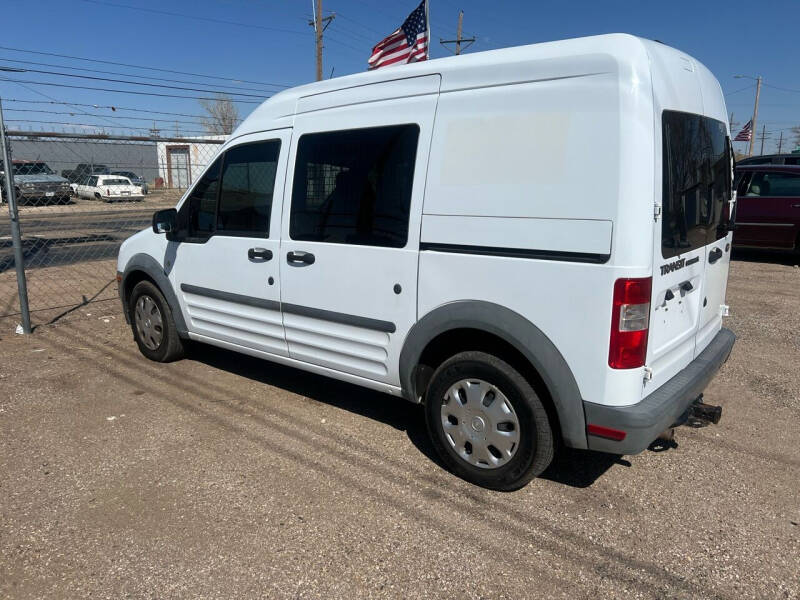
top-left (156, 135), bottom-right (225, 189)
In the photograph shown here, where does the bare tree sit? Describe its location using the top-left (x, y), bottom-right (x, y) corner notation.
top-left (199, 94), bottom-right (240, 136)
top-left (792, 125), bottom-right (800, 150)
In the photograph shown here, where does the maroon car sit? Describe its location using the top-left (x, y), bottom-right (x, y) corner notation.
top-left (734, 164), bottom-right (800, 252)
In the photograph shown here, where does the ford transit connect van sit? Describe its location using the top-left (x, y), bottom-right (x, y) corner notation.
top-left (117, 34), bottom-right (735, 490)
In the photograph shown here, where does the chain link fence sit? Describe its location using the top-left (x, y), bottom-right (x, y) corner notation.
top-left (1, 130), bottom-right (224, 328)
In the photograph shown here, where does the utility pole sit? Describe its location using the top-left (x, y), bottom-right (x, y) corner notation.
top-left (777, 131), bottom-right (783, 154)
top-left (440, 10), bottom-right (475, 55)
top-left (0, 97), bottom-right (32, 334)
top-left (456, 11), bottom-right (463, 55)
top-left (759, 123), bottom-right (767, 156)
top-left (749, 76), bottom-right (762, 157)
top-left (310, 0), bottom-right (335, 82)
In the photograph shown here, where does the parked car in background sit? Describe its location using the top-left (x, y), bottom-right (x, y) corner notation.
top-left (0, 160), bottom-right (72, 205)
top-left (733, 165), bottom-right (800, 252)
top-left (73, 174), bottom-right (144, 202)
top-left (736, 153), bottom-right (800, 167)
top-left (61, 163), bottom-right (110, 183)
top-left (111, 170), bottom-right (148, 194)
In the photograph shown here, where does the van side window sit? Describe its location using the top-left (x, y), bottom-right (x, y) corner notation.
top-left (217, 140), bottom-right (281, 236)
top-left (290, 124), bottom-right (420, 248)
top-left (745, 172), bottom-right (800, 197)
top-left (185, 156), bottom-right (221, 238)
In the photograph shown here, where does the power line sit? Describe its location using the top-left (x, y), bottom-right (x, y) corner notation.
top-left (345, 0), bottom-right (456, 38)
top-left (762, 83), bottom-right (800, 94)
top-left (724, 84), bottom-right (756, 96)
top-left (0, 57), bottom-right (280, 94)
top-left (7, 80), bottom-right (133, 130)
top-left (0, 63), bottom-right (270, 98)
top-left (335, 12), bottom-right (388, 37)
top-left (0, 45), bottom-right (293, 88)
top-left (325, 23), bottom-right (375, 44)
top-left (79, 0), bottom-right (308, 36)
top-left (323, 33), bottom-right (368, 55)
top-left (0, 77), bottom-right (263, 103)
top-left (5, 108), bottom-right (233, 127)
top-left (5, 119), bottom-right (211, 135)
top-left (3, 99), bottom-right (213, 119)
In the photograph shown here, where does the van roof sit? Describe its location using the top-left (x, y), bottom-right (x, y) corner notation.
top-left (233, 33), bottom-right (687, 139)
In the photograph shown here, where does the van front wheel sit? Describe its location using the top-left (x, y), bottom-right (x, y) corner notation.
top-left (424, 351), bottom-right (554, 490)
top-left (129, 280), bottom-right (184, 362)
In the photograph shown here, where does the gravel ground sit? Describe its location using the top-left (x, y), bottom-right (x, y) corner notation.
top-left (0, 251), bottom-right (798, 599)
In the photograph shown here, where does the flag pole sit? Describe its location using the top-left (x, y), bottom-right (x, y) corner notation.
top-left (425, 0), bottom-right (430, 59)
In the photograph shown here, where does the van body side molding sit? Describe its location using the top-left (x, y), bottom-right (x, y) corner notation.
top-left (399, 300), bottom-right (588, 449)
top-left (180, 284), bottom-right (281, 312)
top-left (282, 303), bottom-right (397, 334)
top-left (419, 242), bottom-right (610, 264)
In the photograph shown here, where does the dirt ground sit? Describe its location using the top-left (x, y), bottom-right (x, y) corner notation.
top-left (0, 252), bottom-right (798, 599)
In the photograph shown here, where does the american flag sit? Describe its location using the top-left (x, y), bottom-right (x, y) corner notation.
top-left (368, 1), bottom-right (429, 70)
top-left (734, 120), bottom-right (752, 142)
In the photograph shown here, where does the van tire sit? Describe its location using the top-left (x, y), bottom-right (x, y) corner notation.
top-left (129, 280), bottom-right (184, 362)
top-left (424, 351), bottom-right (554, 491)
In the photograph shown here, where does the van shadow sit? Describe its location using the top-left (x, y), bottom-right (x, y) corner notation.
top-left (186, 342), bottom-right (616, 489)
top-left (731, 247), bottom-right (799, 266)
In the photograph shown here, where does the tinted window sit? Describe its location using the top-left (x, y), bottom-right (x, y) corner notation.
top-left (14, 162), bottom-right (54, 175)
top-left (185, 157), bottom-right (221, 237)
top-left (217, 140), bottom-right (280, 236)
top-left (745, 172), bottom-right (800, 197)
top-left (662, 111), bottom-right (731, 258)
top-left (290, 125), bottom-right (419, 248)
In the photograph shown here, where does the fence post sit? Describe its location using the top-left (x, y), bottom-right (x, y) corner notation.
top-left (0, 97), bottom-right (32, 334)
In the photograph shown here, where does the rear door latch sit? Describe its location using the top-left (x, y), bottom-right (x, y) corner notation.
top-left (653, 204), bottom-right (662, 221)
top-left (643, 366), bottom-right (653, 381)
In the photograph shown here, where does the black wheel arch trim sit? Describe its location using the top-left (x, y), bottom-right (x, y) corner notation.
top-left (121, 253), bottom-right (188, 336)
top-left (399, 300), bottom-right (587, 450)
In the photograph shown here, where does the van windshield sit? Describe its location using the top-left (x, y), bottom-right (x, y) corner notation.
top-left (661, 111), bottom-right (731, 258)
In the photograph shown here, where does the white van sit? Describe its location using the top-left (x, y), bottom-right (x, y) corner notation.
top-left (117, 34), bottom-right (735, 490)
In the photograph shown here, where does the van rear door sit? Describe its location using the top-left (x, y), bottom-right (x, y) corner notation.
top-left (646, 111), bottom-right (732, 394)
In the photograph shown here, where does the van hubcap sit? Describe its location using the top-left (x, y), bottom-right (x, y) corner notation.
top-left (441, 379), bottom-right (521, 469)
top-left (134, 295), bottom-right (163, 350)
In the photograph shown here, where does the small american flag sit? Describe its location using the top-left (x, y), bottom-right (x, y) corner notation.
top-left (368, 1), bottom-right (429, 70)
top-left (734, 120), bottom-right (752, 142)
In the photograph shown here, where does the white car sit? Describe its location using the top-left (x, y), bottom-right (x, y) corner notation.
top-left (73, 174), bottom-right (144, 202)
top-left (117, 34), bottom-right (735, 490)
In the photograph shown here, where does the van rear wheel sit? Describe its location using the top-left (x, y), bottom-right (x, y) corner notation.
top-left (129, 280), bottom-right (184, 362)
top-left (424, 351), bottom-right (554, 491)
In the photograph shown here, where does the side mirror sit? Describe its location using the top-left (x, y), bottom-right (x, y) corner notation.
top-left (152, 208), bottom-right (177, 235)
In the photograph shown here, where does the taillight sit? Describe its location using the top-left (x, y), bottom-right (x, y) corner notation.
top-left (608, 277), bottom-right (652, 369)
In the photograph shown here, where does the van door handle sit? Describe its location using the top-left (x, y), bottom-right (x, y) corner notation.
top-left (708, 247), bottom-right (723, 264)
top-left (791, 203), bottom-right (800, 208)
top-left (248, 247), bottom-right (272, 261)
top-left (287, 250), bottom-right (315, 266)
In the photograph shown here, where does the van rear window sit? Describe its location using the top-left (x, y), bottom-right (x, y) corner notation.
top-left (661, 111), bottom-right (731, 259)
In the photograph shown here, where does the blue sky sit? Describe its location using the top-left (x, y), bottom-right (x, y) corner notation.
top-left (1, 0), bottom-right (798, 152)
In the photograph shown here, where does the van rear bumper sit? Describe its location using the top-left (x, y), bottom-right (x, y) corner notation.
top-left (583, 327), bottom-right (735, 455)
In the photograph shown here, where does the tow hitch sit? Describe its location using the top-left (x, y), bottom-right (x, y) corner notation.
top-left (652, 395), bottom-right (723, 450)
top-left (688, 396), bottom-right (722, 425)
